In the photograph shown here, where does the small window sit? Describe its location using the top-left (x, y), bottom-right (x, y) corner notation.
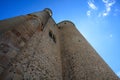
top-left (49, 31), bottom-right (56, 43)
top-left (41, 23), bottom-right (45, 31)
top-left (53, 35), bottom-right (56, 43)
top-left (49, 31), bottom-right (52, 38)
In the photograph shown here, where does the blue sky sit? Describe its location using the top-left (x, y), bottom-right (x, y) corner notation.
top-left (0, 0), bottom-right (120, 77)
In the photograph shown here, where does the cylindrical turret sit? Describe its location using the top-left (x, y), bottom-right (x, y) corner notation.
top-left (0, 8), bottom-right (119, 80)
top-left (0, 8), bottom-right (53, 79)
top-left (0, 8), bottom-right (52, 34)
top-left (58, 20), bottom-right (119, 80)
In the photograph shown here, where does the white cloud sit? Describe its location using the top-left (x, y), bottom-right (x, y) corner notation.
top-left (103, 12), bottom-right (108, 16)
top-left (102, 0), bottom-right (116, 16)
top-left (88, 1), bottom-right (97, 10)
top-left (86, 0), bottom-right (116, 17)
top-left (87, 10), bottom-right (91, 16)
top-left (87, 0), bottom-right (116, 17)
top-left (87, 0), bottom-right (98, 16)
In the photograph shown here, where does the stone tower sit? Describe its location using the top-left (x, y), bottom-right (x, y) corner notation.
top-left (0, 8), bottom-right (119, 80)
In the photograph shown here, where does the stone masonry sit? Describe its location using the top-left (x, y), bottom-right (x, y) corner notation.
top-left (0, 8), bottom-right (119, 80)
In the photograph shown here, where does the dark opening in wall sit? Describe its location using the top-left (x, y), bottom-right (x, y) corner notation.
top-left (49, 31), bottom-right (56, 43)
top-left (78, 40), bottom-right (81, 42)
top-left (41, 23), bottom-right (44, 31)
top-left (49, 31), bottom-right (52, 38)
top-left (58, 27), bottom-right (61, 29)
top-left (37, 23), bottom-right (44, 32)
top-left (53, 35), bottom-right (56, 43)
top-left (12, 29), bottom-right (21, 37)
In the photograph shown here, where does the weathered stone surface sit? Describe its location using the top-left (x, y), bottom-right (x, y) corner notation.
top-left (0, 9), bottom-right (119, 80)
top-left (58, 21), bottom-right (119, 80)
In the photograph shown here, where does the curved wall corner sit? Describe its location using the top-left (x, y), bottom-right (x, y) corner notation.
top-left (58, 20), bottom-right (119, 80)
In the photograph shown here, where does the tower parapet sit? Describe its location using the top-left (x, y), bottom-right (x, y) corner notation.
top-left (0, 8), bottom-right (52, 34)
top-left (44, 8), bottom-right (52, 16)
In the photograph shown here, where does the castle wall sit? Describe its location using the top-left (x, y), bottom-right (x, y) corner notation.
top-left (0, 18), bottom-right (63, 80)
top-left (0, 8), bottom-right (119, 80)
top-left (0, 8), bottom-right (51, 34)
top-left (0, 9), bottom-right (50, 76)
top-left (0, 9), bottom-right (62, 80)
top-left (58, 21), bottom-right (119, 80)
top-left (0, 15), bottom-right (41, 78)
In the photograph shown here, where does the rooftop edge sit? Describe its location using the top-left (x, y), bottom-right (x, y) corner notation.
top-left (44, 8), bottom-right (52, 16)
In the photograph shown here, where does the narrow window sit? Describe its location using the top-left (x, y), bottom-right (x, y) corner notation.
top-left (53, 35), bottom-right (56, 43)
top-left (41, 23), bottom-right (44, 31)
top-left (49, 31), bottom-right (56, 43)
top-left (49, 31), bottom-right (52, 38)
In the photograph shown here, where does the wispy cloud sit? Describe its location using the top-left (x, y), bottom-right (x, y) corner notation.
top-left (87, 0), bottom-right (116, 17)
top-left (87, 10), bottom-right (91, 16)
top-left (88, 1), bottom-right (97, 10)
top-left (87, 0), bottom-right (97, 16)
top-left (102, 0), bottom-right (116, 16)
